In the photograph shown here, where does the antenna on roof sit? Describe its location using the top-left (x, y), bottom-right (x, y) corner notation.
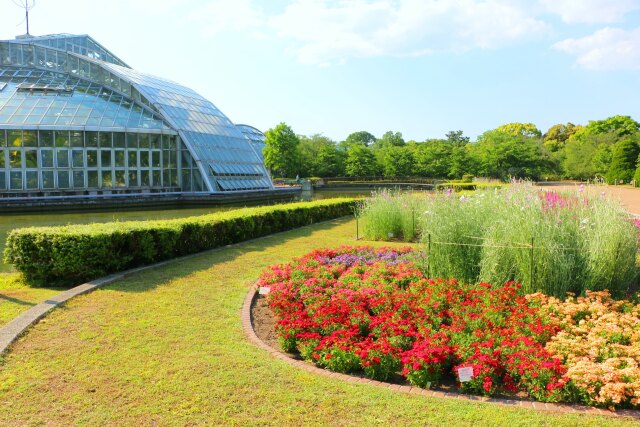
top-left (13, 0), bottom-right (36, 37)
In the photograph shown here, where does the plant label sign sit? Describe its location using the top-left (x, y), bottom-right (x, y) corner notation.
top-left (259, 286), bottom-right (271, 295)
top-left (388, 232), bottom-right (395, 238)
top-left (457, 367), bottom-right (474, 383)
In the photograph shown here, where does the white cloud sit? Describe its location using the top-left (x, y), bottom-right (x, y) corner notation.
top-left (554, 27), bottom-right (640, 70)
top-left (269, 0), bottom-right (548, 65)
top-left (539, 0), bottom-right (640, 24)
top-left (187, 0), bottom-right (264, 36)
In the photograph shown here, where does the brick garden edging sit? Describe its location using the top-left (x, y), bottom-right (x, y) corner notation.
top-left (242, 285), bottom-right (640, 420)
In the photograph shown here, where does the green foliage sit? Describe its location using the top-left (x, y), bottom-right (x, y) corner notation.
top-left (413, 140), bottom-right (452, 177)
top-left (345, 144), bottom-right (379, 176)
top-left (561, 135), bottom-right (601, 180)
top-left (605, 139), bottom-right (640, 183)
top-left (473, 130), bottom-right (552, 180)
top-left (345, 131), bottom-right (376, 147)
top-left (578, 115), bottom-right (640, 139)
top-left (374, 131), bottom-right (405, 149)
top-left (382, 146), bottom-right (414, 177)
top-left (544, 123), bottom-right (582, 153)
top-left (264, 122), bottom-right (301, 177)
top-left (4, 199), bottom-right (356, 286)
top-left (591, 143), bottom-right (613, 176)
top-left (448, 146), bottom-right (477, 179)
top-left (445, 130), bottom-right (470, 146)
top-left (298, 134), bottom-right (344, 177)
top-left (495, 123), bottom-right (542, 138)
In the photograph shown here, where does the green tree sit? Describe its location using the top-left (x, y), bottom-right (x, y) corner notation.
top-left (374, 131), bottom-right (405, 149)
top-left (495, 122), bottom-right (542, 138)
top-left (382, 145), bottom-right (414, 177)
top-left (413, 140), bottom-right (452, 177)
top-left (449, 145), bottom-right (477, 179)
top-left (634, 154), bottom-right (640, 186)
top-left (606, 138), bottom-right (640, 183)
top-left (578, 115), bottom-right (640, 139)
top-left (297, 134), bottom-right (343, 177)
top-left (543, 123), bottom-right (581, 152)
top-left (445, 130), bottom-right (470, 146)
top-left (345, 144), bottom-right (379, 177)
top-left (561, 133), bottom-right (618, 179)
top-left (264, 123), bottom-right (301, 177)
top-left (317, 143), bottom-right (344, 176)
top-left (473, 130), bottom-right (550, 179)
top-left (344, 131), bottom-right (377, 147)
top-left (590, 144), bottom-right (612, 176)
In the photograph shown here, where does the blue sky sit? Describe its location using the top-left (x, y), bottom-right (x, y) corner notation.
top-left (1, 0), bottom-right (639, 142)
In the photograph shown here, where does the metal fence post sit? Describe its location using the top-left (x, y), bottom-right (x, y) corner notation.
top-left (427, 233), bottom-right (432, 278)
top-left (412, 209), bottom-right (415, 239)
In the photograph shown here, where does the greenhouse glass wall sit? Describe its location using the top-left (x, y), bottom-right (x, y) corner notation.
top-left (0, 34), bottom-right (273, 196)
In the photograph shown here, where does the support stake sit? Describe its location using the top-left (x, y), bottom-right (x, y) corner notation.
top-left (530, 236), bottom-right (535, 290)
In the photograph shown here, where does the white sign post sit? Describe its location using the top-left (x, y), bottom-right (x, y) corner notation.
top-left (457, 367), bottom-right (474, 383)
top-left (258, 286), bottom-right (271, 295)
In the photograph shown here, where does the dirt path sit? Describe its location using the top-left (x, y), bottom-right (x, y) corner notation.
top-left (539, 183), bottom-right (640, 215)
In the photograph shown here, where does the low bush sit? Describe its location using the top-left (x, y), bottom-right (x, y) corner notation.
top-left (4, 199), bottom-right (356, 286)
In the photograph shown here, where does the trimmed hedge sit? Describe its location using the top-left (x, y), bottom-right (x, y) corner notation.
top-left (4, 199), bottom-right (356, 286)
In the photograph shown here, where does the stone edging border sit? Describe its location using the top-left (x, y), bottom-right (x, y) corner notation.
top-left (241, 285), bottom-right (640, 420)
top-left (0, 216), bottom-right (352, 356)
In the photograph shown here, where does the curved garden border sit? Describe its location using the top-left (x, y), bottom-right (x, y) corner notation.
top-left (242, 284), bottom-right (640, 420)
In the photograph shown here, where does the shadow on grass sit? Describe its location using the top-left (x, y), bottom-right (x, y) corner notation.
top-left (0, 294), bottom-right (36, 307)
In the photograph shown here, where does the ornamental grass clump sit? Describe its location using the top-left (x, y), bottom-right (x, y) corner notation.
top-left (356, 189), bottom-right (425, 241)
top-left (356, 182), bottom-right (639, 298)
top-left (479, 186), bottom-right (638, 297)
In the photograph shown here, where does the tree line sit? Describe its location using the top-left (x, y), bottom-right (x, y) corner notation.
top-left (263, 115), bottom-right (640, 183)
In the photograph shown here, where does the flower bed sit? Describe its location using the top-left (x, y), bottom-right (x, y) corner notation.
top-left (532, 291), bottom-right (640, 408)
top-left (259, 246), bottom-right (640, 409)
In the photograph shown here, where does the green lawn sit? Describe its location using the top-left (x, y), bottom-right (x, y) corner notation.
top-left (0, 274), bottom-right (63, 327)
top-left (0, 218), bottom-right (630, 425)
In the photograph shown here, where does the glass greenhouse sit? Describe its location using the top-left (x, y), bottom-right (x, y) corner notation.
top-left (0, 34), bottom-right (273, 195)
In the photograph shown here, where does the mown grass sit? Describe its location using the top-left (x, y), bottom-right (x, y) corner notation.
top-left (0, 274), bottom-right (62, 327)
top-left (0, 218), bottom-right (631, 426)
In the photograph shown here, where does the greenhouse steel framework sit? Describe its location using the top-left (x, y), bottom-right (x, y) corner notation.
top-left (0, 33), bottom-right (273, 195)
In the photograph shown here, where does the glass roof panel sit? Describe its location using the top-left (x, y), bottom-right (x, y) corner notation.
top-left (0, 67), bottom-right (173, 131)
top-left (102, 63), bottom-right (272, 192)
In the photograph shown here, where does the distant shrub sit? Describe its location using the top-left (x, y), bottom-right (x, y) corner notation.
top-left (435, 182), bottom-right (503, 192)
top-left (4, 199), bottom-right (356, 286)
